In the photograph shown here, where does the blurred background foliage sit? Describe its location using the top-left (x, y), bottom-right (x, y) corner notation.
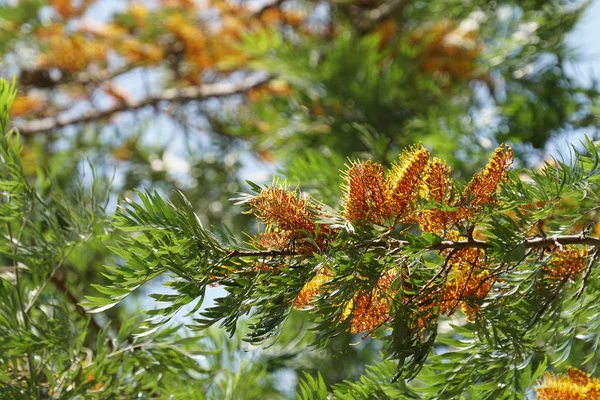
top-left (1, 0), bottom-right (599, 396)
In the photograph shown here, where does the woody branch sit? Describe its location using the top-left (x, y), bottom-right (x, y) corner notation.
top-left (14, 72), bottom-right (272, 135)
top-left (225, 233), bottom-right (600, 259)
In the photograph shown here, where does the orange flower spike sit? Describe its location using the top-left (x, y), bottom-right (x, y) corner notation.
top-left (295, 273), bottom-right (330, 309)
top-left (343, 160), bottom-right (390, 224)
top-left (248, 186), bottom-right (335, 253)
top-left (386, 145), bottom-right (430, 219)
top-left (463, 144), bottom-right (513, 208)
top-left (248, 187), bottom-right (315, 233)
top-left (536, 367), bottom-right (600, 400)
top-left (544, 246), bottom-right (589, 280)
top-left (51, 0), bottom-right (74, 18)
top-left (418, 157), bottom-right (455, 233)
top-left (9, 95), bottom-right (44, 118)
top-left (255, 230), bottom-right (294, 251)
top-left (423, 157), bottom-right (452, 203)
top-left (346, 272), bottom-right (396, 334)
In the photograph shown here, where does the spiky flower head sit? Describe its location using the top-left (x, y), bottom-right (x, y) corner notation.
top-left (344, 272), bottom-right (396, 334)
top-left (343, 160), bottom-right (391, 225)
top-left (544, 246), bottom-right (589, 281)
top-left (295, 272), bottom-right (330, 309)
top-left (418, 157), bottom-right (456, 233)
top-left (248, 186), bottom-right (315, 232)
top-left (255, 230), bottom-right (295, 251)
top-left (423, 157), bottom-right (452, 203)
top-left (386, 145), bottom-right (430, 220)
top-left (247, 186), bottom-right (333, 253)
top-left (536, 367), bottom-right (600, 400)
top-left (462, 144), bottom-right (513, 209)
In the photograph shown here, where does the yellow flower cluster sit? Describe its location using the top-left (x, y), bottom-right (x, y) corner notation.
top-left (409, 19), bottom-right (485, 82)
top-left (50, 0), bottom-right (95, 19)
top-left (33, 0), bottom-right (310, 86)
top-left (292, 268), bottom-right (398, 334)
top-left (9, 95), bottom-right (44, 118)
top-left (165, 14), bottom-right (211, 75)
top-left (118, 38), bottom-right (164, 65)
top-left (537, 367), bottom-right (600, 400)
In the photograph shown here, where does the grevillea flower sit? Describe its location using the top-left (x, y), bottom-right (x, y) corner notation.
top-left (255, 230), bottom-right (295, 251)
top-left (9, 95), bottom-right (44, 118)
top-left (438, 248), bottom-right (493, 317)
top-left (344, 271), bottom-right (396, 334)
top-left (536, 367), bottom-right (600, 400)
top-left (418, 157), bottom-right (456, 233)
top-left (295, 272), bottom-right (330, 309)
top-left (386, 145), bottom-right (430, 220)
top-left (462, 144), bottom-right (513, 209)
top-left (51, 0), bottom-right (94, 18)
top-left (343, 160), bottom-right (391, 224)
top-left (544, 246), bottom-right (589, 280)
top-left (247, 186), bottom-right (333, 253)
top-left (248, 186), bottom-right (315, 232)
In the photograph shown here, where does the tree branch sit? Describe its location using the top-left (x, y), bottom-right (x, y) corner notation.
top-left (574, 248), bottom-right (600, 299)
top-left (354, 0), bottom-right (408, 33)
top-left (14, 72), bottom-right (272, 135)
top-left (18, 63), bottom-right (142, 91)
top-left (226, 234), bottom-right (600, 258)
top-left (226, 248), bottom-right (299, 258)
top-left (251, 0), bottom-right (286, 18)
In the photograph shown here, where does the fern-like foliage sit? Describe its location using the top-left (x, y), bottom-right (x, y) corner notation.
top-left (0, 77), bottom-right (289, 398)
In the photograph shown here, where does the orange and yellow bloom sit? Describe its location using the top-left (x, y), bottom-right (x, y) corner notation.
top-left (537, 367), bottom-right (600, 400)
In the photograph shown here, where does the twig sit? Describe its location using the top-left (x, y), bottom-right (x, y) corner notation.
top-left (18, 63), bottom-right (142, 91)
top-left (354, 316), bottom-right (390, 345)
top-left (15, 72), bottom-right (272, 135)
top-left (486, 248), bottom-right (534, 280)
top-left (225, 248), bottom-right (300, 258)
top-left (573, 248), bottom-right (600, 299)
top-left (527, 279), bottom-right (567, 330)
top-left (405, 234), bottom-right (600, 252)
top-left (50, 275), bottom-right (103, 334)
top-left (24, 243), bottom-right (78, 314)
top-left (407, 248), bottom-right (458, 304)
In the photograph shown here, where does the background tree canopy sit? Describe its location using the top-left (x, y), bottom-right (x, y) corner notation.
top-left (0, 0), bottom-right (599, 398)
